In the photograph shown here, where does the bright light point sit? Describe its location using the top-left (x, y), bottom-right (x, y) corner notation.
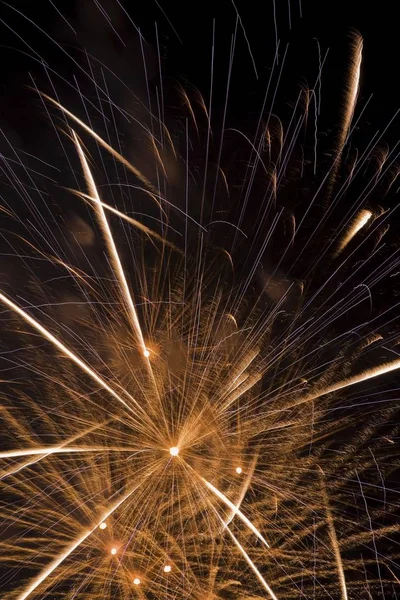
top-left (133, 577), bottom-right (141, 585)
top-left (110, 547), bottom-right (117, 555)
top-left (143, 349), bottom-right (150, 358)
top-left (236, 467), bottom-right (242, 475)
top-left (99, 522), bottom-right (107, 530)
top-left (164, 565), bottom-right (172, 573)
top-left (169, 446), bottom-right (179, 457)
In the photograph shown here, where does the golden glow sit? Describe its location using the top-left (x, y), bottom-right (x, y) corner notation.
top-left (335, 209), bottom-right (372, 256)
top-left (163, 565), bottom-right (172, 573)
top-left (235, 466), bottom-right (242, 475)
top-left (143, 349), bottom-right (150, 358)
top-left (133, 577), bottom-right (141, 585)
top-left (110, 547), bottom-right (117, 555)
top-left (99, 522), bottom-right (107, 530)
top-left (169, 446), bottom-right (179, 457)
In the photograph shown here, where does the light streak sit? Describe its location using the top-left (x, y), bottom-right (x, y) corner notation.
top-left (219, 516), bottom-right (278, 600)
top-left (335, 209), bottom-right (372, 256)
top-left (320, 471), bottom-right (348, 600)
top-left (0, 292), bottom-right (145, 421)
top-left (17, 475), bottom-right (153, 600)
top-left (293, 356), bottom-right (400, 408)
top-left (202, 477), bottom-right (270, 548)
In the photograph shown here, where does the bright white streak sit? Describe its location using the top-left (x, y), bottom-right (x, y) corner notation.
top-left (335, 209), bottom-right (372, 256)
top-left (219, 516), bottom-right (278, 600)
top-left (18, 530), bottom-right (93, 600)
top-left (41, 94), bottom-right (157, 194)
top-left (42, 95), bottom-right (207, 232)
top-left (339, 33), bottom-right (363, 151)
top-left (293, 356), bottom-right (400, 408)
top-left (321, 473), bottom-right (348, 600)
top-left (72, 132), bottom-right (157, 386)
top-left (17, 475), bottom-right (151, 600)
top-left (327, 33), bottom-right (363, 195)
top-left (202, 477), bottom-right (269, 547)
top-left (224, 456), bottom-right (257, 527)
top-left (221, 373), bottom-right (262, 412)
top-left (346, 35), bottom-right (363, 133)
top-left (0, 446), bottom-right (142, 459)
top-left (223, 348), bottom-right (259, 397)
top-left (0, 292), bottom-right (141, 419)
top-left (0, 421), bottom-right (109, 480)
top-left (75, 190), bottom-right (180, 250)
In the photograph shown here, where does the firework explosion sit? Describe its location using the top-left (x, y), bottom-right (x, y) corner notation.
top-left (0, 2), bottom-right (400, 599)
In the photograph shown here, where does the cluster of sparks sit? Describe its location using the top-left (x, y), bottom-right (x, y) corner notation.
top-left (0, 10), bottom-right (399, 600)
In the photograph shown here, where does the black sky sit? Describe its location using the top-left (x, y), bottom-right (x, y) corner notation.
top-left (0, 0), bottom-right (398, 266)
top-left (0, 0), bottom-right (398, 126)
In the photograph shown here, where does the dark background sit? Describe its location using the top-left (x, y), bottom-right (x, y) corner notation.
top-left (0, 0), bottom-right (398, 144)
top-left (1, 0), bottom-right (398, 248)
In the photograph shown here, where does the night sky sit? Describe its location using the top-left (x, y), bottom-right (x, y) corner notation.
top-left (1, 0), bottom-right (398, 236)
top-left (0, 0), bottom-right (398, 140)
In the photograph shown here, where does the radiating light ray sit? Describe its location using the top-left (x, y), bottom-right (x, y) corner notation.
top-left (40, 94), bottom-right (158, 194)
top-left (334, 209), bottom-right (372, 256)
top-left (201, 477), bottom-right (270, 548)
top-left (220, 372), bottom-right (263, 412)
top-left (73, 190), bottom-right (181, 249)
top-left (0, 420), bottom-right (109, 479)
top-left (387, 565), bottom-right (400, 585)
top-left (327, 33), bottom-right (363, 195)
top-left (218, 516), bottom-right (278, 600)
top-left (320, 470), bottom-right (348, 600)
top-left (224, 455), bottom-right (257, 527)
top-left (92, 181), bottom-right (207, 231)
top-left (343, 33), bottom-right (363, 144)
top-left (0, 292), bottom-right (145, 421)
top-left (292, 356), bottom-right (400, 408)
top-left (71, 133), bottom-right (144, 349)
top-left (72, 131), bottom-right (160, 398)
top-left (16, 470), bottom-right (157, 600)
top-left (0, 11), bottom-right (398, 600)
top-left (224, 348), bottom-right (259, 395)
top-left (0, 445), bottom-right (147, 459)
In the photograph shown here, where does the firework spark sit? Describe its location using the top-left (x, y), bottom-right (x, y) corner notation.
top-left (0, 5), bottom-right (399, 600)
top-left (334, 208), bottom-right (372, 256)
